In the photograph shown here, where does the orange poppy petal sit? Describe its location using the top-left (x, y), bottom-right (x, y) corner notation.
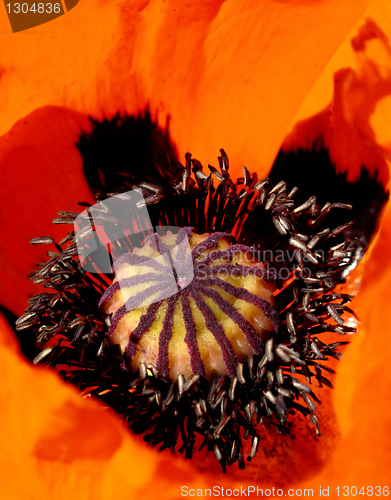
top-left (283, 17), bottom-right (391, 188)
top-left (0, 313), bottom-right (211, 499)
top-left (295, 202), bottom-right (391, 491)
top-left (0, 107), bottom-right (95, 316)
top-left (1, 1), bottom-right (391, 497)
top-left (0, 0), bottom-right (379, 316)
top-left (279, 9), bottom-right (391, 488)
top-left (0, 0), bottom-right (375, 178)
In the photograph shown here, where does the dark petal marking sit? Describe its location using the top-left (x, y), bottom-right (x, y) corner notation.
top-left (190, 290), bottom-right (238, 377)
top-left (198, 285), bottom-right (264, 355)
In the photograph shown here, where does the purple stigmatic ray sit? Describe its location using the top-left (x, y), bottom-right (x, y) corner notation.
top-left (144, 233), bottom-right (169, 254)
top-left (192, 232), bottom-right (236, 260)
top-left (124, 301), bottom-right (162, 360)
top-left (107, 283), bottom-right (170, 337)
top-left (190, 290), bottom-right (238, 378)
top-left (181, 293), bottom-right (206, 378)
top-left (102, 228), bottom-right (280, 380)
top-left (156, 294), bottom-right (178, 375)
top-left (198, 286), bottom-right (264, 355)
top-left (201, 277), bottom-right (280, 333)
top-left (99, 272), bottom-right (167, 307)
top-left (114, 250), bottom-right (171, 273)
top-left (173, 230), bottom-right (193, 273)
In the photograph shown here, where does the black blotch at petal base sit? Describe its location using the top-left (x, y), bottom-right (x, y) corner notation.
top-left (77, 109), bottom-right (179, 194)
top-left (269, 146), bottom-right (389, 252)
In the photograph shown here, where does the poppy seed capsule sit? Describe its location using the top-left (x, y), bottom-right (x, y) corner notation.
top-left (100, 228), bottom-right (279, 381)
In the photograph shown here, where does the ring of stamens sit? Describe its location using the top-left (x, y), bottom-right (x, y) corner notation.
top-left (16, 147), bottom-right (359, 471)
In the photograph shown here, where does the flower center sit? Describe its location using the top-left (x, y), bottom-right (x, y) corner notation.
top-left (100, 228), bottom-right (278, 381)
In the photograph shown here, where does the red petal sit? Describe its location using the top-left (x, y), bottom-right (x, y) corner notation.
top-left (0, 107), bottom-right (95, 315)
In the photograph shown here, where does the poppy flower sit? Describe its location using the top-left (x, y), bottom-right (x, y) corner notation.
top-left (1, 0), bottom-right (391, 498)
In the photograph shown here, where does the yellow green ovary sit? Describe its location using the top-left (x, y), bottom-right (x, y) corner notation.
top-left (101, 229), bottom-right (278, 381)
